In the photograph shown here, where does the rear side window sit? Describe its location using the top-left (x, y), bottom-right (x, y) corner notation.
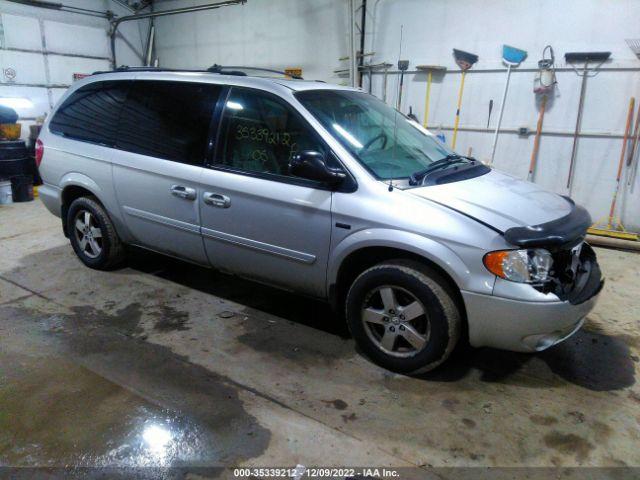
top-left (49, 81), bottom-right (129, 146)
top-left (116, 81), bottom-right (221, 165)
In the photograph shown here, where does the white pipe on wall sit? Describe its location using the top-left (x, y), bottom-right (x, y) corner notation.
top-left (348, 0), bottom-right (357, 87)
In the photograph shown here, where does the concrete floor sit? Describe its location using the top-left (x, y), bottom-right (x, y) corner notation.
top-left (0, 200), bottom-right (639, 477)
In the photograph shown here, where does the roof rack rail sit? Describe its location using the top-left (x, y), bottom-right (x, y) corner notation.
top-left (207, 64), bottom-right (303, 80)
top-left (90, 65), bottom-right (305, 80)
top-left (92, 66), bottom-right (246, 76)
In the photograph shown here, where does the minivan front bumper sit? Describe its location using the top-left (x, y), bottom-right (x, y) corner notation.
top-left (462, 245), bottom-right (603, 352)
top-left (462, 287), bottom-right (600, 352)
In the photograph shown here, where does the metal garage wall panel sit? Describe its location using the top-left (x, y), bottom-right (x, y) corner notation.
top-left (0, 85), bottom-right (49, 118)
top-left (47, 56), bottom-right (109, 84)
top-left (0, 50), bottom-right (47, 84)
top-left (44, 21), bottom-right (109, 58)
top-left (50, 87), bottom-right (69, 107)
top-left (1, 14), bottom-right (42, 51)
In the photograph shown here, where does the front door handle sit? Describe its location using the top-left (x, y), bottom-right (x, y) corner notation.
top-left (203, 192), bottom-right (231, 208)
top-left (170, 185), bottom-right (196, 200)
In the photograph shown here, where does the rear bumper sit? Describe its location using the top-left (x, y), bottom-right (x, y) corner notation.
top-left (38, 183), bottom-right (62, 218)
top-left (462, 289), bottom-right (600, 352)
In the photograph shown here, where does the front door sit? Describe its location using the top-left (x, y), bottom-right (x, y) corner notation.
top-left (199, 87), bottom-right (333, 297)
top-left (112, 80), bottom-right (221, 264)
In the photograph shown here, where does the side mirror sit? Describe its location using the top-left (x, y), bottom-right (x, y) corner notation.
top-left (289, 151), bottom-right (346, 185)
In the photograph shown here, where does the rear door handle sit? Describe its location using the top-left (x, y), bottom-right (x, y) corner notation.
top-left (203, 192), bottom-right (231, 208)
top-left (170, 185), bottom-right (196, 200)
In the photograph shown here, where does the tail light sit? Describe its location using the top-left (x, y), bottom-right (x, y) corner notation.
top-left (35, 139), bottom-right (44, 168)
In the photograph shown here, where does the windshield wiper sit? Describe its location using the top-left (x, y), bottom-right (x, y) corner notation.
top-left (408, 154), bottom-right (476, 185)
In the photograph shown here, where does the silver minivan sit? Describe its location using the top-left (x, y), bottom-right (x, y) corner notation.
top-left (36, 69), bottom-right (603, 373)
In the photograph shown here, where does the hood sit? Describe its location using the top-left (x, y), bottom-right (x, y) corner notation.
top-left (407, 169), bottom-right (572, 232)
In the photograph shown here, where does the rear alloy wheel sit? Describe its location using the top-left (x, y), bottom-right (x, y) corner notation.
top-left (346, 260), bottom-right (461, 374)
top-left (73, 209), bottom-right (103, 259)
top-left (67, 196), bottom-right (125, 270)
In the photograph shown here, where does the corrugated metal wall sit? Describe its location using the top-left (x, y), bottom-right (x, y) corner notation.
top-left (0, 0), bottom-right (147, 142)
top-left (154, 0), bottom-right (640, 231)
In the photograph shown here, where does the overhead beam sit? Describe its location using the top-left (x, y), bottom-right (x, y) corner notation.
top-left (4, 0), bottom-right (113, 19)
top-left (109, 0), bottom-right (246, 68)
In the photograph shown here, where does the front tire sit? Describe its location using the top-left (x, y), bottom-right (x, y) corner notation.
top-left (345, 260), bottom-right (461, 374)
top-left (67, 196), bottom-right (125, 270)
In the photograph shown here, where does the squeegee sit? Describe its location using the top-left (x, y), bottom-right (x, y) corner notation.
top-left (564, 51), bottom-right (611, 191)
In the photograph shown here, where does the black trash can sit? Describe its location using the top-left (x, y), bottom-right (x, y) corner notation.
top-left (10, 175), bottom-right (34, 202)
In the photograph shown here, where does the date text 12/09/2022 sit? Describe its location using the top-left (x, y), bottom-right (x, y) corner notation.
top-left (233, 467), bottom-right (400, 478)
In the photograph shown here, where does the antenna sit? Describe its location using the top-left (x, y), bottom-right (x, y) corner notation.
top-left (389, 24), bottom-right (404, 192)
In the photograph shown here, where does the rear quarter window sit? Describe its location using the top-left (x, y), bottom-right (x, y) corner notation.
top-left (49, 81), bottom-right (130, 146)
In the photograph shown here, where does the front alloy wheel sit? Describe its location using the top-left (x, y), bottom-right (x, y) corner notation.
top-left (362, 286), bottom-right (430, 357)
top-left (346, 260), bottom-right (461, 374)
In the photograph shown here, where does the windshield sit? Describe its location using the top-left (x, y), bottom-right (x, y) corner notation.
top-left (296, 90), bottom-right (454, 180)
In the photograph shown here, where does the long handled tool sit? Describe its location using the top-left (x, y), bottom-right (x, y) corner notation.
top-left (382, 63), bottom-right (391, 104)
top-left (396, 60), bottom-right (410, 111)
top-left (486, 100), bottom-right (493, 128)
top-left (451, 49), bottom-right (478, 149)
top-left (416, 65), bottom-right (446, 129)
top-left (489, 45), bottom-right (527, 165)
top-left (527, 95), bottom-right (547, 182)
top-left (628, 103), bottom-right (640, 192)
top-left (627, 102), bottom-right (640, 167)
top-left (625, 39), bottom-right (640, 192)
top-left (564, 51), bottom-right (611, 191)
top-left (361, 62), bottom-right (392, 96)
top-left (528, 46), bottom-right (557, 182)
top-left (607, 97), bottom-right (634, 229)
top-left (587, 97), bottom-right (639, 241)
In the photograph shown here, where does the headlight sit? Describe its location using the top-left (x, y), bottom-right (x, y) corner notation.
top-left (483, 249), bottom-right (553, 284)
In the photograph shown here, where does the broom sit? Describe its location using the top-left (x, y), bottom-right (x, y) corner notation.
top-left (416, 65), bottom-right (447, 129)
top-left (587, 97), bottom-right (639, 241)
top-left (451, 49), bottom-right (478, 149)
top-left (489, 45), bottom-right (527, 165)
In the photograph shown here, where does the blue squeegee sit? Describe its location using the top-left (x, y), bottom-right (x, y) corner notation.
top-left (489, 45), bottom-right (528, 165)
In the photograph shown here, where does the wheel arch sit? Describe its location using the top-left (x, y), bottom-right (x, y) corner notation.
top-left (328, 230), bottom-right (471, 317)
top-left (59, 174), bottom-right (106, 237)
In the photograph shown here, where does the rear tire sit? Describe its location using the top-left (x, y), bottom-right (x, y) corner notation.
top-left (345, 260), bottom-right (461, 374)
top-left (67, 196), bottom-right (125, 270)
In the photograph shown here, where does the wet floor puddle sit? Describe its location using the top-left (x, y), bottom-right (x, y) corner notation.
top-left (0, 353), bottom-right (213, 467)
top-left (0, 300), bottom-right (272, 468)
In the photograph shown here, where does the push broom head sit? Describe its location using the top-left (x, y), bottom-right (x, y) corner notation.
top-left (416, 65), bottom-right (447, 73)
top-left (565, 51), bottom-right (611, 63)
top-left (453, 49), bottom-right (478, 71)
top-left (502, 45), bottom-right (527, 66)
top-left (626, 39), bottom-right (640, 59)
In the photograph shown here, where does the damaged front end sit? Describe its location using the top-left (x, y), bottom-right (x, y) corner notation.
top-left (502, 199), bottom-right (604, 304)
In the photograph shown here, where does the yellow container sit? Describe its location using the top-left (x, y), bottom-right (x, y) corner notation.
top-left (0, 123), bottom-right (22, 140)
